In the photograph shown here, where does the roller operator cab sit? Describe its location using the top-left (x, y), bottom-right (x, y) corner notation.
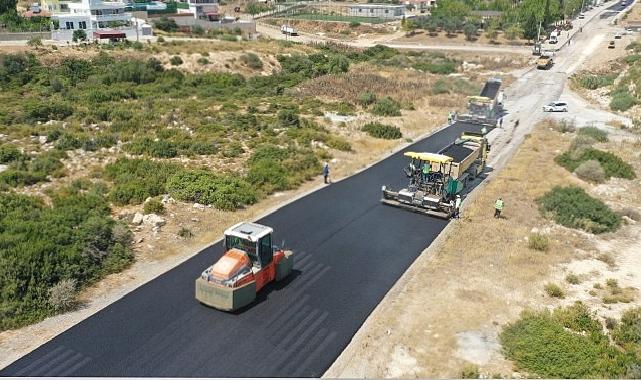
top-left (195, 222), bottom-right (294, 311)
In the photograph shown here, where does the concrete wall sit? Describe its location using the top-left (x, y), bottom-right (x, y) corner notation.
top-left (0, 31), bottom-right (52, 41)
top-left (161, 15), bottom-right (256, 33)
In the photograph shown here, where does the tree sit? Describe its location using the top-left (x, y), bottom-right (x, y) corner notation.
top-left (0, 0), bottom-right (17, 15)
top-left (153, 16), bottom-right (178, 32)
top-left (72, 29), bottom-right (86, 43)
top-left (463, 22), bottom-right (477, 41)
top-left (443, 19), bottom-right (457, 36)
top-left (505, 23), bottom-right (524, 41)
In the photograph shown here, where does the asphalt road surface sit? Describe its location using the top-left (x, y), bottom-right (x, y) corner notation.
top-left (2, 121), bottom-right (490, 377)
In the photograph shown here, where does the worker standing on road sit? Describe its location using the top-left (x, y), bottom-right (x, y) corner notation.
top-left (323, 162), bottom-right (330, 184)
top-left (494, 197), bottom-right (504, 218)
top-left (447, 112), bottom-right (453, 125)
top-left (499, 117), bottom-right (503, 128)
top-left (454, 195), bottom-right (462, 219)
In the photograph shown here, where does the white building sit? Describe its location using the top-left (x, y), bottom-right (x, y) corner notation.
top-left (51, 0), bottom-right (142, 41)
top-left (186, 0), bottom-right (219, 20)
top-left (347, 4), bottom-right (405, 19)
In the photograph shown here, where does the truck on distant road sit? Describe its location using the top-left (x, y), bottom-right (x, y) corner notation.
top-left (537, 54), bottom-right (554, 70)
top-left (281, 25), bottom-right (298, 36)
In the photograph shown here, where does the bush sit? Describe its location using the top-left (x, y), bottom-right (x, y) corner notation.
top-left (574, 160), bottom-right (606, 183)
top-left (358, 91), bottom-right (377, 106)
top-left (246, 144), bottom-right (320, 194)
top-left (552, 119), bottom-right (576, 133)
top-left (48, 279), bottom-right (77, 311)
top-left (222, 141), bottom-right (245, 157)
top-left (461, 364), bottom-right (479, 378)
top-left (72, 29), bottom-right (87, 43)
top-left (169, 55), bottom-right (183, 66)
top-left (545, 283), bottom-right (565, 298)
top-left (0, 144), bottom-right (23, 163)
top-left (143, 198), bottom-right (165, 215)
top-left (166, 169), bottom-right (257, 211)
top-left (566, 273), bottom-right (580, 285)
top-left (613, 308), bottom-right (641, 347)
top-left (372, 96), bottom-right (402, 116)
top-left (610, 89), bottom-right (637, 111)
top-left (104, 158), bottom-right (180, 205)
top-left (528, 233), bottom-right (549, 251)
top-left (277, 108), bottom-right (300, 128)
top-left (362, 122), bottom-right (402, 139)
top-left (197, 57), bottom-right (209, 65)
top-left (154, 17), bottom-right (178, 32)
top-left (0, 189), bottom-right (133, 330)
top-left (556, 148), bottom-right (635, 180)
top-left (500, 307), bottom-right (637, 378)
top-left (569, 135), bottom-right (596, 152)
top-left (576, 73), bottom-right (617, 90)
top-left (240, 53), bottom-right (263, 70)
top-left (537, 186), bottom-right (621, 234)
top-left (178, 227), bottom-right (193, 239)
top-left (578, 126), bottom-right (608, 142)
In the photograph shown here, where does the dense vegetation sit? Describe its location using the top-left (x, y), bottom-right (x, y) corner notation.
top-left (537, 186), bottom-right (621, 234)
top-left (0, 187), bottom-right (133, 330)
top-left (501, 303), bottom-right (641, 378)
top-left (362, 122), bottom-right (403, 139)
top-left (556, 148), bottom-right (636, 180)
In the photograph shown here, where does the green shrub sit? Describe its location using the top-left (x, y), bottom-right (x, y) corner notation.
top-left (528, 233), bottom-right (549, 251)
top-left (166, 169), bottom-right (257, 211)
top-left (574, 160), bottom-right (606, 183)
top-left (104, 158), bottom-right (180, 205)
top-left (372, 97), bottom-right (402, 116)
top-left (552, 119), bottom-right (576, 133)
top-left (556, 148), bottom-right (635, 179)
top-left (169, 55), bottom-right (183, 66)
top-left (197, 57), bottom-right (209, 65)
top-left (240, 53), bottom-right (263, 69)
top-left (565, 273), bottom-right (580, 285)
top-left (25, 101), bottom-right (73, 122)
top-left (500, 306), bottom-right (637, 378)
top-left (0, 144), bottom-right (23, 163)
top-left (143, 198), bottom-right (165, 215)
top-left (178, 227), bottom-right (193, 239)
top-left (222, 141), bottom-right (245, 157)
top-left (610, 89), bottom-right (637, 111)
top-left (247, 144), bottom-right (320, 194)
top-left (277, 108), bottom-right (300, 128)
top-left (576, 73), bottom-right (617, 90)
top-left (545, 283), bottom-right (565, 298)
top-left (0, 189), bottom-right (133, 330)
top-left (349, 21), bottom-right (361, 28)
top-left (362, 122), bottom-right (402, 139)
top-left (569, 135), bottom-right (596, 152)
top-left (154, 16), bottom-right (178, 32)
top-left (125, 138), bottom-right (178, 158)
top-left (578, 127), bottom-right (608, 142)
top-left (613, 308), bottom-right (641, 347)
top-left (358, 91), bottom-right (377, 106)
top-left (461, 364), bottom-right (479, 378)
top-left (537, 186), bottom-right (621, 234)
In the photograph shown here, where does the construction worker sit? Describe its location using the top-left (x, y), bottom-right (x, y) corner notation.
top-left (454, 194), bottom-right (462, 218)
top-left (481, 126), bottom-right (487, 135)
top-left (499, 117), bottom-right (503, 128)
top-left (322, 162), bottom-right (330, 184)
top-left (447, 112), bottom-right (453, 125)
top-left (422, 162), bottom-right (431, 182)
top-left (494, 197), bottom-right (504, 218)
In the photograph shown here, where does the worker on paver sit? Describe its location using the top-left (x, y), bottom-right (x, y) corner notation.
top-left (454, 195), bottom-right (462, 219)
top-left (422, 162), bottom-right (431, 182)
top-left (323, 162), bottom-right (330, 184)
top-left (494, 197), bottom-right (504, 218)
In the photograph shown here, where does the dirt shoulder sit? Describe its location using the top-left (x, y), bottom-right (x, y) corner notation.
top-left (325, 102), bottom-right (641, 377)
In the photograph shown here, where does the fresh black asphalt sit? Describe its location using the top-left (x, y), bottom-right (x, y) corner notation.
top-left (2, 121), bottom-right (490, 377)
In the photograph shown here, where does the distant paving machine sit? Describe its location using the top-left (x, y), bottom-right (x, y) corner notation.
top-left (195, 222), bottom-right (294, 311)
top-left (459, 78), bottom-right (503, 125)
top-left (381, 132), bottom-right (490, 218)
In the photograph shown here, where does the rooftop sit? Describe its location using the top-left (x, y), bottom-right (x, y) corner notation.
top-left (347, 3), bottom-right (406, 9)
top-left (225, 222), bottom-right (273, 242)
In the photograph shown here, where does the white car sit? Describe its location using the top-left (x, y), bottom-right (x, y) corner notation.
top-left (543, 101), bottom-right (569, 112)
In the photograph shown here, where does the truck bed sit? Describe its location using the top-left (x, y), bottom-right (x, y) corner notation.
top-left (440, 144), bottom-right (474, 162)
top-left (480, 80), bottom-right (501, 100)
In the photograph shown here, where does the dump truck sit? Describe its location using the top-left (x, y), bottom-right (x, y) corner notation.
top-left (537, 54), bottom-right (553, 70)
top-left (281, 25), bottom-right (298, 36)
top-left (459, 78), bottom-right (503, 123)
top-left (195, 222), bottom-right (294, 311)
top-left (381, 132), bottom-right (490, 218)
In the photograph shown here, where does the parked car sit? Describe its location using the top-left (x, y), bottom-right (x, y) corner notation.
top-left (578, 13), bottom-right (585, 19)
top-left (543, 101), bottom-right (569, 112)
top-left (609, 40), bottom-right (616, 48)
top-left (615, 32), bottom-right (622, 39)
